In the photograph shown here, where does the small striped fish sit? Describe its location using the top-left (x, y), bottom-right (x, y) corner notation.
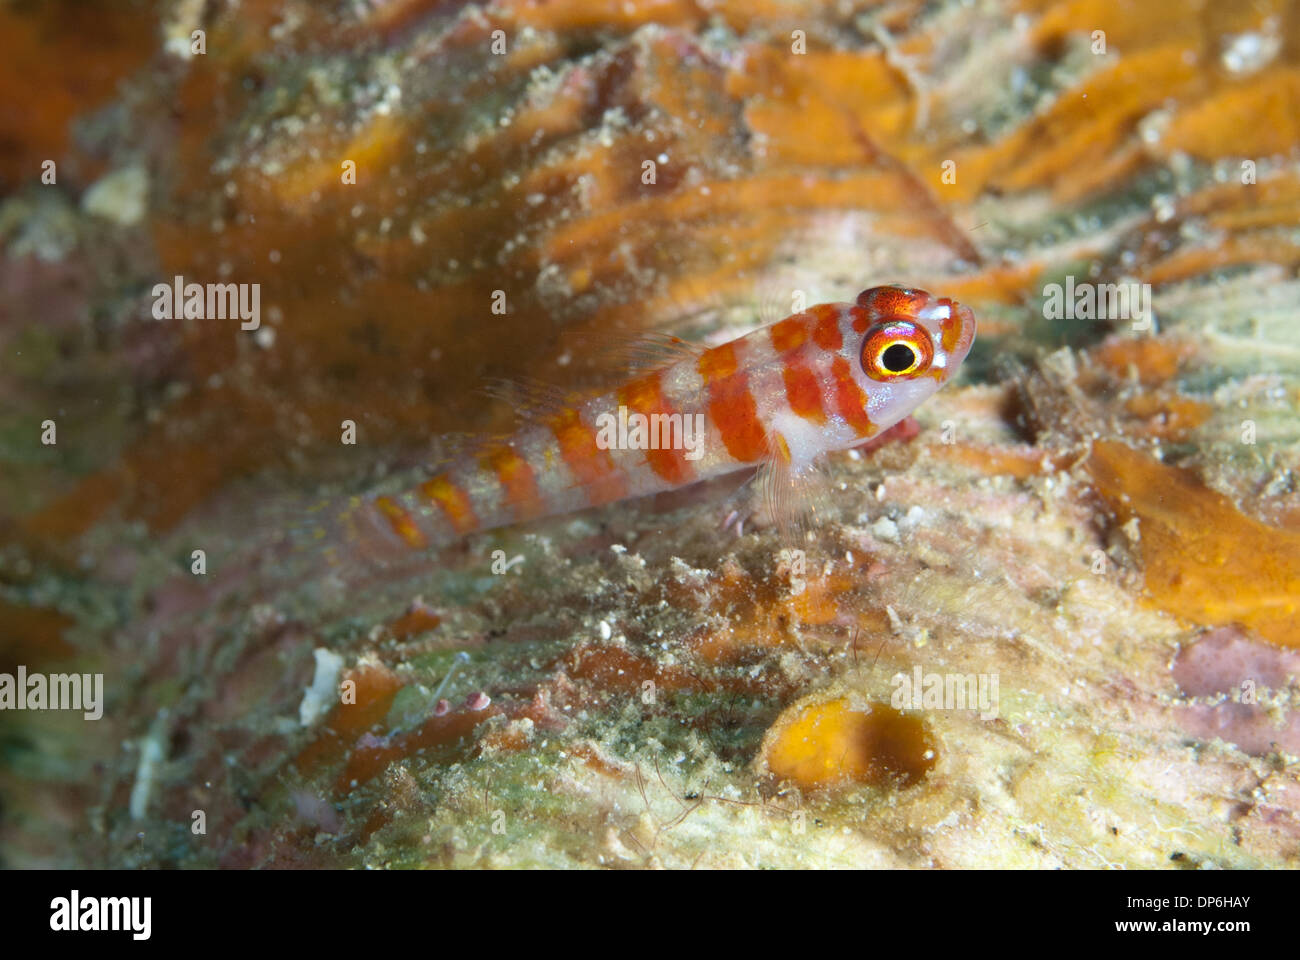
top-left (341, 285), bottom-right (975, 557)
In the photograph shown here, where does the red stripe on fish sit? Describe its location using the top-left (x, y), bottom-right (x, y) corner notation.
top-left (618, 372), bottom-right (695, 486)
top-left (829, 355), bottom-right (875, 437)
top-left (374, 495), bottom-right (429, 549)
top-left (809, 303), bottom-right (843, 351)
top-left (480, 443), bottom-right (544, 522)
top-left (781, 359), bottom-right (827, 424)
top-left (548, 406), bottom-right (626, 506)
top-left (700, 342), bottom-right (768, 463)
top-left (420, 474), bottom-right (479, 535)
top-left (769, 315), bottom-right (808, 354)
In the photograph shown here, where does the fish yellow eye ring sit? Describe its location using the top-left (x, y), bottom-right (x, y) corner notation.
top-left (860, 320), bottom-right (935, 380)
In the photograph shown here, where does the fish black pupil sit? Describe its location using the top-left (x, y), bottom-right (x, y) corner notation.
top-left (881, 342), bottom-right (916, 372)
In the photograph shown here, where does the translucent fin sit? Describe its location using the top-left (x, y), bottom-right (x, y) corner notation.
top-left (751, 270), bottom-right (833, 329)
top-left (150, 481), bottom-right (424, 631)
top-left (559, 329), bottom-right (704, 377)
top-left (750, 440), bottom-right (837, 544)
top-left (755, 286), bottom-right (790, 328)
top-left (425, 431), bottom-right (492, 469)
top-left (479, 377), bottom-right (575, 425)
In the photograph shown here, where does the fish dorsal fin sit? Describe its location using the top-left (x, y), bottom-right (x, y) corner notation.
top-left (559, 329), bottom-right (705, 380)
top-left (604, 331), bottom-right (704, 370)
top-left (755, 286), bottom-right (790, 328)
top-left (424, 431), bottom-right (499, 469)
top-left (752, 272), bottom-right (831, 329)
top-left (478, 376), bottom-right (579, 426)
top-left (478, 332), bottom-right (701, 431)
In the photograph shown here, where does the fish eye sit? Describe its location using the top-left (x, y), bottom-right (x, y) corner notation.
top-left (881, 342), bottom-right (918, 373)
top-left (860, 320), bottom-right (934, 381)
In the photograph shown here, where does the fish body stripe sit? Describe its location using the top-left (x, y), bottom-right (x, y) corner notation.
top-left (617, 372), bottom-right (696, 486)
top-left (700, 340), bottom-right (769, 464)
top-left (769, 315), bottom-right (808, 354)
top-left (421, 473), bottom-right (479, 534)
top-left (829, 355), bottom-right (875, 437)
top-left (698, 340), bottom-right (739, 381)
top-left (548, 406), bottom-right (626, 506)
top-left (771, 306), bottom-right (841, 353)
top-left (374, 495), bottom-right (429, 549)
top-left (781, 359), bottom-right (827, 424)
top-left (809, 304), bottom-right (843, 350)
top-left (480, 443), bottom-right (545, 522)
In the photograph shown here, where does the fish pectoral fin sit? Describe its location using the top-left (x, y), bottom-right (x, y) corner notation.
top-left (750, 437), bottom-right (835, 544)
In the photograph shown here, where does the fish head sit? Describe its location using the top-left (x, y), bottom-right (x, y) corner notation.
top-left (844, 284), bottom-right (977, 430)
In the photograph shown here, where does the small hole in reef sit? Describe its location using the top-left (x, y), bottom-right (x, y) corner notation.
top-left (881, 343), bottom-right (916, 372)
